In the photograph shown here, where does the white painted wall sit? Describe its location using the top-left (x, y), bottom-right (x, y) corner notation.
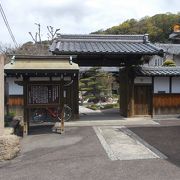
top-left (172, 77), bottom-right (180, 93)
top-left (134, 77), bottom-right (152, 84)
top-left (6, 77), bottom-right (23, 95)
top-left (154, 77), bottom-right (169, 93)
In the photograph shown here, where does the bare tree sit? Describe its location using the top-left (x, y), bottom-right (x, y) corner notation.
top-left (47, 26), bottom-right (60, 42)
top-left (29, 24), bottom-right (60, 44)
top-left (35, 23), bottom-right (42, 43)
top-left (0, 42), bottom-right (16, 55)
top-left (29, 23), bottom-right (42, 43)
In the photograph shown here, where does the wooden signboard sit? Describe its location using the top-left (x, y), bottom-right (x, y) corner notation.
top-left (27, 85), bottom-right (59, 105)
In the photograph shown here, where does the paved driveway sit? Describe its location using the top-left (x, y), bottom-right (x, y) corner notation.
top-left (0, 125), bottom-right (180, 180)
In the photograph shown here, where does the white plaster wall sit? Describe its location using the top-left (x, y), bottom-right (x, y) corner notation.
top-left (174, 55), bottom-right (180, 66)
top-left (6, 77), bottom-right (23, 95)
top-left (172, 77), bottom-right (180, 93)
top-left (134, 77), bottom-right (152, 84)
top-left (147, 56), bottom-right (164, 66)
top-left (154, 77), bottom-right (169, 93)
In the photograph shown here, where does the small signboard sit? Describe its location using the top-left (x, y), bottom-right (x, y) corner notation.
top-left (28, 85), bottom-right (59, 105)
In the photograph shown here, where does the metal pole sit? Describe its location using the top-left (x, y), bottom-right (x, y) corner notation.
top-left (0, 55), bottom-right (4, 135)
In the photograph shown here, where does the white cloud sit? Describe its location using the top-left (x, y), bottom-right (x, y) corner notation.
top-left (0, 0), bottom-right (179, 46)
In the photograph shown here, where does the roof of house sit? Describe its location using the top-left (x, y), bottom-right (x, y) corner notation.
top-left (50, 34), bottom-right (163, 56)
top-left (4, 55), bottom-right (79, 74)
top-left (155, 43), bottom-right (180, 55)
top-left (135, 66), bottom-right (180, 76)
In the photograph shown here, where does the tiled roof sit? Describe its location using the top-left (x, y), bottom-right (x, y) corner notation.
top-left (4, 55), bottom-right (79, 72)
top-left (155, 43), bottom-right (180, 55)
top-left (135, 66), bottom-right (180, 76)
top-left (169, 32), bottom-right (180, 40)
top-left (50, 34), bottom-right (163, 56)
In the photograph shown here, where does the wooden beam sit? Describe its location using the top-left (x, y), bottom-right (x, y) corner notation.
top-left (0, 55), bottom-right (4, 135)
top-left (74, 55), bottom-right (142, 67)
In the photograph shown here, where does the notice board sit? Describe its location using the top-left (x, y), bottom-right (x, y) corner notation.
top-left (28, 85), bottom-right (59, 105)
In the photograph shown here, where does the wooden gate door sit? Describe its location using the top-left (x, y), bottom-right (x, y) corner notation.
top-left (134, 85), bottom-right (152, 115)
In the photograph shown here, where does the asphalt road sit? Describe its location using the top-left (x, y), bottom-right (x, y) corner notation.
top-left (129, 125), bottom-right (180, 167)
top-left (0, 125), bottom-right (180, 180)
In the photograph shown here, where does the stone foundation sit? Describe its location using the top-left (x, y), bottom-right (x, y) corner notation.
top-left (0, 129), bottom-right (20, 161)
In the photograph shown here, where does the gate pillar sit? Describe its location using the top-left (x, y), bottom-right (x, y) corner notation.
top-left (119, 67), bottom-right (135, 117)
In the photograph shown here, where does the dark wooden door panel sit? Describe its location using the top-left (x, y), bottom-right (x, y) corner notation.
top-left (134, 85), bottom-right (151, 115)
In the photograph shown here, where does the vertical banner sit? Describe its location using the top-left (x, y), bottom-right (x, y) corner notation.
top-left (0, 55), bottom-right (4, 135)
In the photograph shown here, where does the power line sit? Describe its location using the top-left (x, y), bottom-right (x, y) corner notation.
top-left (0, 2), bottom-right (18, 47)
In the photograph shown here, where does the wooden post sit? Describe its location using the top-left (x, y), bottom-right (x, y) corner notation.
top-left (152, 76), bottom-right (154, 117)
top-left (60, 107), bottom-right (64, 133)
top-left (169, 77), bottom-right (172, 93)
top-left (0, 55), bottom-right (4, 135)
top-left (119, 67), bottom-right (135, 117)
top-left (4, 80), bottom-right (9, 116)
top-left (60, 75), bottom-right (64, 133)
top-left (127, 68), bottom-right (135, 117)
top-left (23, 77), bottom-right (28, 136)
top-left (73, 73), bottom-right (79, 119)
top-left (119, 68), bottom-right (127, 116)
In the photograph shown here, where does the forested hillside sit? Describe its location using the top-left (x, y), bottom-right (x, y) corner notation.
top-left (92, 13), bottom-right (180, 43)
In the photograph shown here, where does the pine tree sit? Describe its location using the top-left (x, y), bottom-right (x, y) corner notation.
top-left (79, 67), bottom-right (113, 104)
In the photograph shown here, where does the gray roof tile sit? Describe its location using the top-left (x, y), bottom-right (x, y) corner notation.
top-left (50, 34), bottom-right (163, 56)
top-left (155, 43), bottom-right (180, 55)
top-left (135, 66), bottom-right (180, 76)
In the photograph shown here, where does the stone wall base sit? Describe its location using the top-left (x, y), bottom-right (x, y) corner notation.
top-left (0, 133), bottom-right (20, 161)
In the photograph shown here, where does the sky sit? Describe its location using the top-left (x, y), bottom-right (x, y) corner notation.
top-left (0, 0), bottom-right (179, 46)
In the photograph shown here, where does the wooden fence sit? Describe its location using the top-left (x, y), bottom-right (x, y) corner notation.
top-left (153, 94), bottom-right (180, 108)
top-left (153, 94), bottom-right (180, 114)
top-left (7, 95), bottom-right (24, 106)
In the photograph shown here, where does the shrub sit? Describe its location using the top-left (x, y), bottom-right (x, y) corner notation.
top-left (163, 59), bottom-right (176, 67)
top-left (86, 104), bottom-right (99, 110)
top-left (113, 103), bottom-right (119, 108)
top-left (101, 104), bottom-right (114, 109)
top-left (4, 112), bottom-right (16, 127)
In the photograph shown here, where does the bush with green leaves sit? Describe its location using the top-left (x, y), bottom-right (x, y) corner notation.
top-left (4, 112), bottom-right (16, 127)
top-left (162, 59), bottom-right (176, 67)
top-left (86, 104), bottom-right (99, 110)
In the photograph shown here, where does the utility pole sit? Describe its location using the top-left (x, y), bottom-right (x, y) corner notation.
top-left (0, 55), bottom-right (4, 135)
